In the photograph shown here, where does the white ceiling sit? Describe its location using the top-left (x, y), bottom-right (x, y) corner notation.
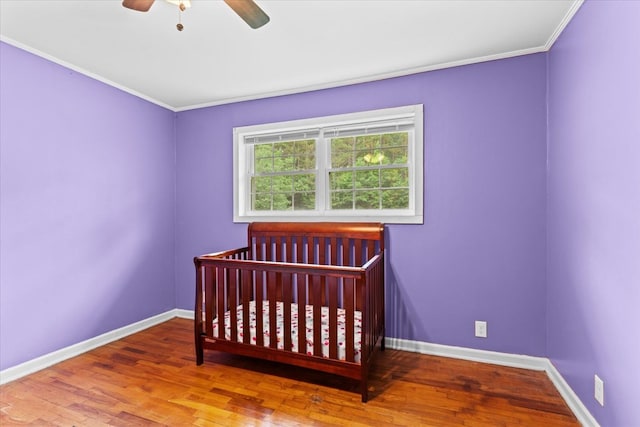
top-left (1, 0), bottom-right (582, 112)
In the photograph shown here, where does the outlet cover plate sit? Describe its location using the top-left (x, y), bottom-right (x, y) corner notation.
top-left (475, 321), bottom-right (487, 338)
top-left (595, 374), bottom-right (604, 406)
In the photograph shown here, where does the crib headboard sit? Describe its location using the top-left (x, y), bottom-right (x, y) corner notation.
top-left (247, 222), bottom-right (384, 267)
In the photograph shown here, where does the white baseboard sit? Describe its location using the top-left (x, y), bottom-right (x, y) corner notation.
top-left (546, 360), bottom-right (600, 427)
top-left (385, 337), bottom-right (549, 371)
top-left (175, 309), bottom-right (195, 319)
top-left (0, 309), bottom-right (180, 385)
top-left (386, 337), bottom-right (599, 427)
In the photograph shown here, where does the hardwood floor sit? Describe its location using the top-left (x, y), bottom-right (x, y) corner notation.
top-left (1, 318), bottom-right (579, 426)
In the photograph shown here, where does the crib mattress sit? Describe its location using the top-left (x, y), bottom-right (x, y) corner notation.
top-left (211, 300), bottom-right (362, 363)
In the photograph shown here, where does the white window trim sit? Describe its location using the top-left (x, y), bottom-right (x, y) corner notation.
top-left (233, 104), bottom-right (424, 224)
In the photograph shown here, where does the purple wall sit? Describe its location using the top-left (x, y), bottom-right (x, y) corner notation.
top-left (175, 54), bottom-right (548, 356)
top-left (0, 42), bottom-right (176, 370)
top-left (547, 1), bottom-right (640, 426)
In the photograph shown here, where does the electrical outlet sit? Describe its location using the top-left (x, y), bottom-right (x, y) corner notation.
top-left (475, 320), bottom-right (487, 338)
top-left (595, 374), bottom-right (604, 406)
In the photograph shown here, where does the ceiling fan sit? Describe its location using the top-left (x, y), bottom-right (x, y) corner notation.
top-left (122, 0), bottom-right (270, 30)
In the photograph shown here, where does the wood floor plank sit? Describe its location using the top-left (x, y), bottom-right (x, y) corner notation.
top-left (0, 318), bottom-right (579, 426)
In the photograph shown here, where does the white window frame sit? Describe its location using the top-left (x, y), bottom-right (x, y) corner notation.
top-left (233, 104), bottom-right (423, 224)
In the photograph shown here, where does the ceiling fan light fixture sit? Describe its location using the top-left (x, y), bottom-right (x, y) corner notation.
top-left (166, 0), bottom-right (191, 9)
top-left (123, 0), bottom-right (269, 29)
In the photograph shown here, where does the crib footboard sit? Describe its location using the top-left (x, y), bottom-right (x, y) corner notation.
top-left (194, 222), bottom-right (385, 402)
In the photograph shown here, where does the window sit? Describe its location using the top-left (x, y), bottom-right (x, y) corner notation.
top-left (233, 104), bottom-right (423, 224)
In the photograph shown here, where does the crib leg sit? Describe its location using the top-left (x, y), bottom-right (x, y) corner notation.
top-left (195, 341), bottom-right (203, 365)
top-left (195, 323), bottom-right (204, 365)
top-left (360, 363), bottom-right (370, 403)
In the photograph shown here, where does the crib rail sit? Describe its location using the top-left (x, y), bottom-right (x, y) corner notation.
top-left (248, 222), bottom-right (384, 266)
top-left (194, 250), bottom-right (383, 377)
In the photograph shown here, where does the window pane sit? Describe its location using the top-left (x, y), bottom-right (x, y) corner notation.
top-left (380, 168), bottom-right (409, 188)
top-left (251, 139), bottom-right (316, 211)
top-left (295, 154), bottom-right (316, 170)
top-left (329, 131), bottom-right (411, 212)
top-left (355, 190), bottom-right (380, 209)
top-left (272, 192), bottom-right (292, 210)
top-left (252, 176), bottom-right (271, 193)
top-left (255, 140), bottom-right (316, 174)
top-left (381, 132), bottom-right (408, 148)
top-left (329, 171), bottom-right (353, 190)
top-left (254, 144), bottom-right (272, 157)
top-left (294, 139), bottom-right (315, 155)
top-left (382, 147), bottom-right (408, 165)
top-left (331, 137), bottom-right (355, 168)
top-left (272, 175), bottom-right (293, 191)
top-left (331, 137), bottom-right (354, 152)
top-left (251, 139), bottom-right (316, 212)
top-left (255, 156), bottom-right (272, 173)
top-left (293, 174), bottom-right (315, 192)
top-left (355, 134), bottom-right (381, 151)
top-left (253, 193), bottom-right (272, 211)
top-left (382, 188), bottom-right (409, 209)
top-left (331, 191), bottom-right (353, 209)
top-left (363, 151), bottom-right (386, 165)
top-left (294, 192), bottom-right (315, 210)
top-left (355, 169), bottom-right (380, 189)
top-left (276, 155), bottom-right (296, 172)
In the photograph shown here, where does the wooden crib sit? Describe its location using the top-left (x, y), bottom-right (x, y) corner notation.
top-left (194, 222), bottom-right (385, 402)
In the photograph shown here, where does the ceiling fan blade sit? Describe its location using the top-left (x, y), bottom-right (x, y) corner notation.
top-left (224, 0), bottom-right (270, 29)
top-left (122, 0), bottom-right (155, 12)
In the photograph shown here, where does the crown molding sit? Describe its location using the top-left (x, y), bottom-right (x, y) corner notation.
top-left (0, 36), bottom-right (177, 112)
top-left (176, 45), bottom-right (547, 112)
top-left (544, 0), bottom-right (585, 50)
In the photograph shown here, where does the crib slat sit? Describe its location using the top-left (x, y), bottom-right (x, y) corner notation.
top-left (312, 275), bottom-right (322, 357)
top-left (241, 269), bottom-right (251, 345)
top-left (328, 276), bottom-right (338, 360)
top-left (297, 273), bottom-right (306, 354)
top-left (318, 237), bottom-right (326, 265)
top-left (362, 275), bottom-right (371, 356)
top-left (330, 237), bottom-right (337, 266)
top-left (319, 238), bottom-right (328, 306)
top-left (255, 269), bottom-right (264, 347)
top-left (254, 236), bottom-right (263, 261)
top-left (296, 236), bottom-right (303, 264)
top-left (343, 238), bottom-right (349, 266)
top-left (345, 278), bottom-right (355, 362)
top-left (307, 236), bottom-right (314, 264)
top-left (282, 272), bottom-right (292, 352)
top-left (265, 237), bottom-right (273, 261)
top-left (268, 271), bottom-right (277, 349)
top-left (204, 267), bottom-right (214, 337)
top-left (367, 239), bottom-right (375, 261)
top-left (285, 236), bottom-right (292, 263)
top-left (229, 268), bottom-right (238, 342)
top-left (275, 236), bottom-right (283, 262)
top-left (354, 239), bottom-right (363, 266)
top-left (217, 267), bottom-right (225, 340)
